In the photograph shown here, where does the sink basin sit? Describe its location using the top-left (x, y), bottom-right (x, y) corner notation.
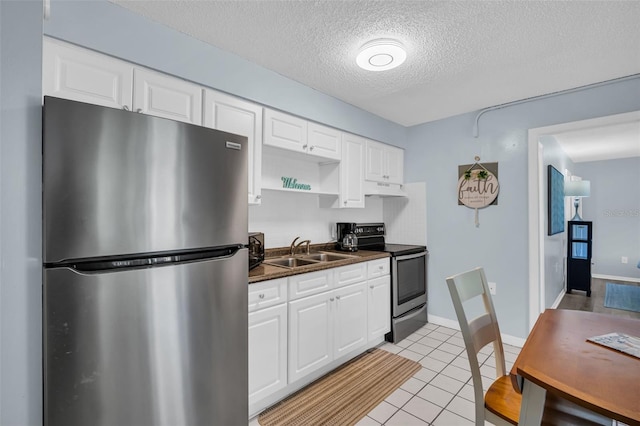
top-left (263, 252), bottom-right (356, 269)
top-left (301, 252), bottom-right (356, 262)
top-left (264, 257), bottom-right (318, 268)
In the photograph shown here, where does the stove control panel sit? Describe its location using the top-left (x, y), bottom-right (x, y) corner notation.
top-left (354, 223), bottom-right (386, 237)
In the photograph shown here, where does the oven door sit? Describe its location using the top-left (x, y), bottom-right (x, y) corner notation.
top-left (391, 251), bottom-right (428, 317)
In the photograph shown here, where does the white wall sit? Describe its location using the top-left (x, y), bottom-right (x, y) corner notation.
top-left (540, 135), bottom-right (576, 308)
top-left (249, 191), bottom-right (384, 248)
top-left (574, 157), bottom-right (640, 279)
top-left (402, 77), bottom-right (640, 339)
top-left (384, 182), bottom-right (428, 245)
top-left (0, 2), bottom-right (43, 424)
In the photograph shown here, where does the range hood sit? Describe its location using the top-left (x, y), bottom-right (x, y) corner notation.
top-left (364, 180), bottom-right (407, 197)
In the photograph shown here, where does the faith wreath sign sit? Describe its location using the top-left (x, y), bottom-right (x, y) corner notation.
top-left (457, 169), bottom-right (499, 208)
top-left (457, 167), bottom-right (500, 226)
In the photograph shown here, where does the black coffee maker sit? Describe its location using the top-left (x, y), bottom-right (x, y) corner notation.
top-left (336, 222), bottom-right (358, 252)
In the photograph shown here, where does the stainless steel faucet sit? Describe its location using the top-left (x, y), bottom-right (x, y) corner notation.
top-left (290, 236), bottom-right (311, 256)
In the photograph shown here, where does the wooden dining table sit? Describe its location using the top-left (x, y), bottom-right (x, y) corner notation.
top-left (509, 309), bottom-right (640, 425)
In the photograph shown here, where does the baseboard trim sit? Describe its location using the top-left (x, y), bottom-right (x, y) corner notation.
top-left (551, 290), bottom-right (565, 309)
top-left (428, 314), bottom-right (526, 348)
top-left (592, 274), bottom-right (640, 284)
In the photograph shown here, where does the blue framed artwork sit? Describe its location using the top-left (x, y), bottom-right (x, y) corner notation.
top-left (548, 165), bottom-right (565, 235)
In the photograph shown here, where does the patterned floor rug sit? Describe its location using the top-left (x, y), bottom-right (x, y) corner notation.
top-left (258, 348), bottom-right (421, 426)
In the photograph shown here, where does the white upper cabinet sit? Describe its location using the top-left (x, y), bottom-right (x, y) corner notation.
top-left (307, 122), bottom-right (341, 161)
top-left (43, 38), bottom-right (133, 110)
top-left (385, 144), bottom-right (404, 184)
top-left (133, 68), bottom-right (202, 125)
top-left (264, 109), bottom-right (341, 161)
top-left (339, 133), bottom-right (365, 208)
top-left (44, 38), bottom-right (202, 125)
top-left (263, 108), bottom-right (307, 153)
top-left (203, 89), bottom-right (263, 204)
top-left (365, 139), bottom-right (404, 185)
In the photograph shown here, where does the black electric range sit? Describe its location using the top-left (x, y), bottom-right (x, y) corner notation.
top-left (339, 223), bottom-right (429, 343)
top-left (350, 223), bottom-right (426, 256)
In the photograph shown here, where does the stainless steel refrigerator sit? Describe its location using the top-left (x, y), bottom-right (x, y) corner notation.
top-left (43, 96), bottom-right (248, 426)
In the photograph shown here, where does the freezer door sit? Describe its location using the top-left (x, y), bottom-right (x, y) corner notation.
top-left (43, 96), bottom-right (248, 263)
top-left (44, 250), bottom-right (248, 426)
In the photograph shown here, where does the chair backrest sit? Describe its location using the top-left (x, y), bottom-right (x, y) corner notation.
top-left (446, 267), bottom-right (507, 424)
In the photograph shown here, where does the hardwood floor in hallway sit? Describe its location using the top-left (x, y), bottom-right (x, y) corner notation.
top-left (557, 277), bottom-right (640, 319)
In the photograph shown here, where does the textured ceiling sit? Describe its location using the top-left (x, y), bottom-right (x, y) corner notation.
top-left (109, 0), bottom-right (640, 128)
top-left (554, 117), bottom-right (640, 163)
top-left (109, 0), bottom-right (639, 161)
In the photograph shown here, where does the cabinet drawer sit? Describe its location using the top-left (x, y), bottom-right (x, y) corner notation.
top-left (248, 278), bottom-right (287, 312)
top-left (334, 262), bottom-right (367, 288)
top-left (288, 269), bottom-right (333, 300)
top-left (367, 258), bottom-right (390, 279)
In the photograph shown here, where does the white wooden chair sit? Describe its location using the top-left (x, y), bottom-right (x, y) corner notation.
top-left (446, 267), bottom-right (612, 426)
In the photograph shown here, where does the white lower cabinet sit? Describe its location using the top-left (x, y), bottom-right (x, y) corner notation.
top-left (288, 290), bottom-right (333, 383)
top-left (248, 258), bottom-right (391, 417)
top-left (248, 303), bottom-right (287, 404)
top-left (288, 281), bottom-right (368, 383)
top-left (333, 282), bottom-right (368, 358)
top-left (367, 275), bottom-right (391, 341)
top-left (248, 279), bottom-right (287, 409)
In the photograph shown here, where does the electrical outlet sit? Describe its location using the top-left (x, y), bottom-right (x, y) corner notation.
top-left (488, 282), bottom-right (497, 295)
top-left (621, 256), bottom-right (628, 264)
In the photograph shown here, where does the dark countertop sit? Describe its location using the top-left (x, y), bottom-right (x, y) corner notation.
top-left (248, 244), bottom-right (390, 284)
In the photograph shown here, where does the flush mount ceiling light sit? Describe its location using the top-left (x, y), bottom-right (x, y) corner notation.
top-left (356, 39), bottom-right (407, 72)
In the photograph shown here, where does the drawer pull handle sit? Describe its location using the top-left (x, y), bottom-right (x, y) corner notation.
top-left (370, 285), bottom-right (374, 289)
top-left (258, 294), bottom-right (265, 299)
top-left (330, 297), bottom-right (335, 302)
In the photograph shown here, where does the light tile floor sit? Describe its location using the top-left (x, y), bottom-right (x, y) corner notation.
top-left (250, 322), bottom-right (520, 426)
top-left (357, 322), bottom-right (521, 426)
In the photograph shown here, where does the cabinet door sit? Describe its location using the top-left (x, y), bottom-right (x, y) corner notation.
top-left (385, 145), bottom-right (404, 184)
top-left (307, 122), bottom-right (341, 160)
top-left (43, 38), bottom-right (133, 110)
top-left (204, 89), bottom-right (263, 204)
top-left (263, 109), bottom-right (307, 153)
top-left (133, 68), bottom-right (202, 125)
top-left (368, 276), bottom-right (391, 341)
top-left (249, 304), bottom-right (287, 404)
top-left (340, 134), bottom-right (365, 208)
top-left (288, 292), bottom-right (332, 383)
top-left (365, 139), bottom-right (386, 182)
top-left (333, 282), bottom-right (368, 359)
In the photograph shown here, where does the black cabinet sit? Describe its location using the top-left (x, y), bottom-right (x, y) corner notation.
top-left (567, 221), bottom-right (592, 296)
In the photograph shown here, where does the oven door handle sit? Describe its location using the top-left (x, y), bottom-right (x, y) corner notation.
top-left (394, 251), bottom-right (427, 261)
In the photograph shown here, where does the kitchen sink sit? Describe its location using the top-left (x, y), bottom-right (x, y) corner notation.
top-left (301, 252), bottom-right (356, 262)
top-left (263, 252), bottom-right (356, 269)
top-left (264, 257), bottom-right (318, 268)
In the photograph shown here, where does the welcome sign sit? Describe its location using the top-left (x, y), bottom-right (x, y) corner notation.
top-left (281, 176), bottom-right (312, 191)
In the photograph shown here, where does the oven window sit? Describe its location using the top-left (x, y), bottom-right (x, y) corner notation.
top-left (397, 254), bottom-right (426, 305)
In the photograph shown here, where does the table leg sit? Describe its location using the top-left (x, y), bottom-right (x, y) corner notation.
top-left (518, 379), bottom-right (546, 425)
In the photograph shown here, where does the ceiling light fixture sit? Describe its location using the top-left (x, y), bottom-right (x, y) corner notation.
top-left (356, 39), bottom-right (407, 72)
